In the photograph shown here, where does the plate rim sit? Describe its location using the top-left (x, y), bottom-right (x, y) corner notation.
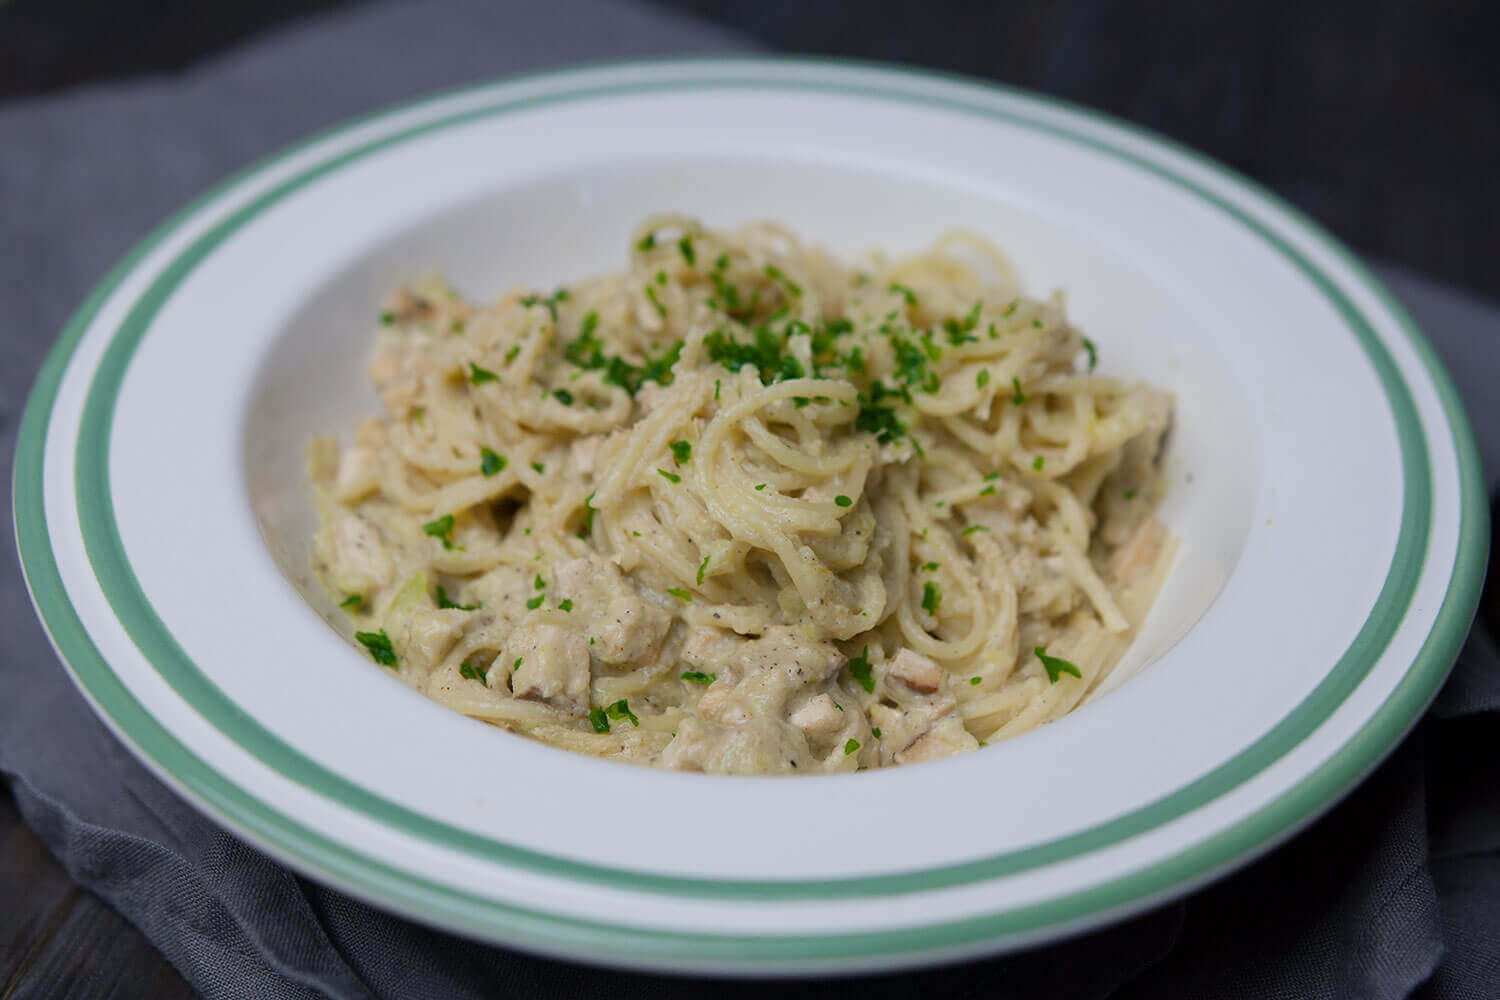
top-left (13, 56), bottom-right (1488, 970)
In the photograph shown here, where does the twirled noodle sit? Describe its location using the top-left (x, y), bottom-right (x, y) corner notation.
top-left (308, 217), bottom-right (1177, 775)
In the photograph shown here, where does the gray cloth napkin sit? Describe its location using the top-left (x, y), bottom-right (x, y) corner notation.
top-left (3, 1), bottom-right (1497, 996)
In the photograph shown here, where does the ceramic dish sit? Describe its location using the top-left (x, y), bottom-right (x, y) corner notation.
top-left (14, 59), bottom-right (1486, 975)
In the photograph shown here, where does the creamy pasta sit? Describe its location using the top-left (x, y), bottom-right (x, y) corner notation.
top-left (308, 215), bottom-right (1175, 774)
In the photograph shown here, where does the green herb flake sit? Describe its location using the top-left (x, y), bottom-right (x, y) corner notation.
top-left (504, 344), bottom-right (521, 363)
top-left (644, 284), bottom-right (667, 317)
top-left (669, 440), bottom-right (692, 464)
top-left (1082, 337), bottom-right (1098, 371)
top-left (844, 738), bottom-right (861, 756)
top-left (422, 514), bottom-right (457, 549)
top-left (714, 379), bottom-right (721, 400)
top-left (636, 232), bottom-right (656, 252)
top-left (697, 555), bottom-right (711, 586)
top-left (589, 707), bottom-right (610, 733)
top-left (578, 492), bottom-right (597, 539)
top-left (450, 319), bottom-right (465, 334)
top-left (1033, 319), bottom-right (1045, 328)
top-left (558, 598), bottom-right (574, 612)
top-left (355, 629), bottom-right (397, 667)
top-left (977, 369), bottom-right (991, 389)
top-left (657, 468), bottom-right (681, 484)
top-left (970, 676), bottom-right (982, 685)
top-left (1003, 299), bottom-right (1019, 317)
top-left (872, 726), bottom-right (882, 739)
top-left (379, 311), bottom-right (395, 326)
top-left (1033, 455), bottom-right (1045, 471)
top-left (754, 483), bottom-right (767, 491)
top-left (1124, 487), bottom-right (1139, 500)
top-left (435, 586), bottom-right (478, 611)
top-left (921, 561), bottom-right (939, 572)
top-left (339, 593), bottom-right (364, 610)
top-left (480, 447), bottom-right (507, 477)
top-left (848, 646), bottom-right (875, 693)
top-left (513, 657), bottom-right (523, 669)
top-left (1035, 646), bottom-right (1083, 684)
top-left (888, 282), bottom-right (918, 307)
top-left (834, 494), bottom-right (853, 508)
top-left (921, 581), bottom-right (942, 615)
top-left (467, 362), bottom-right (499, 385)
top-left (531, 461), bottom-right (545, 474)
top-left (667, 587), bottom-right (692, 602)
top-left (605, 699), bottom-right (640, 727)
top-left (681, 670), bottom-right (716, 685)
top-left (458, 658), bottom-right (489, 684)
top-left (1011, 377), bottom-right (1028, 405)
top-left (552, 388), bottom-right (574, 406)
top-left (678, 236), bottom-right (695, 266)
top-left (765, 264), bottom-right (802, 297)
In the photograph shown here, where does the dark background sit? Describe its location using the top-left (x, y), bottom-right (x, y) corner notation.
top-left (2, 0), bottom-right (1498, 302)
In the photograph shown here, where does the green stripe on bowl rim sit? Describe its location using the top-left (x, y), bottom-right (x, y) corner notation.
top-left (14, 59), bottom-right (1488, 966)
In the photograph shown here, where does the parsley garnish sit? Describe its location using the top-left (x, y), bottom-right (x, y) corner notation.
top-left (1035, 646), bottom-right (1083, 683)
top-left (605, 699), bottom-right (640, 727)
top-left (467, 362), bottom-right (499, 385)
top-left (921, 561), bottom-right (939, 572)
top-left (355, 629), bottom-right (397, 667)
top-left (519, 287), bottom-right (569, 323)
top-left (531, 461), bottom-right (545, 474)
top-left (1003, 299), bottom-right (1019, 316)
top-left (977, 369), bottom-right (991, 389)
top-left (844, 738), bottom-right (861, 756)
top-left (459, 659), bottom-right (489, 684)
top-left (872, 726), bottom-right (882, 739)
top-left (697, 555), bottom-right (711, 585)
top-left (435, 586), bottom-right (477, 611)
top-left (765, 264), bottom-right (802, 297)
top-left (534, 574), bottom-right (546, 590)
top-left (834, 494), bottom-right (853, 508)
top-left (667, 587), bottom-right (691, 602)
top-left (970, 676), bottom-right (982, 685)
top-left (558, 599), bottom-right (573, 612)
top-left (669, 440), bottom-right (692, 464)
top-left (754, 483), bottom-right (767, 491)
top-left (888, 282), bottom-right (918, 306)
top-left (589, 707), bottom-right (610, 733)
top-left (1082, 337), bottom-right (1098, 371)
top-left (379, 311), bottom-right (394, 325)
top-left (525, 594), bottom-right (545, 610)
top-left (339, 594), bottom-right (364, 610)
top-left (848, 647), bottom-right (874, 693)
top-left (681, 671), bottom-right (716, 684)
top-left (480, 447), bottom-right (506, 477)
top-left (1011, 377), bottom-right (1028, 405)
top-left (578, 493), bottom-right (596, 539)
top-left (422, 514), bottom-right (457, 549)
top-left (657, 468), bottom-right (681, 484)
top-left (552, 388), bottom-right (573, 406)
top-left (636, 232), bottom-right (656, 251)
top-left (644, 284), bottom-right (667, 317)
top-left (1124, 487), bottom-right (1139, 500)
top-left (921, 581), bottom-right (942, 615)
top-left (704, 326), bottom-right (804, 383)
top-left (678, 236), bottom-right (695, 266)
top-left (1033, 455), bottom-right (1045, 471)
top-left (504, 344), bottom-right (521, 363)
top-left (714, 379), bottom-right (721, 400)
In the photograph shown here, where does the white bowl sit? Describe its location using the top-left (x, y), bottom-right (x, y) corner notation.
top-left (16, 59), bottom-right (1486, 976)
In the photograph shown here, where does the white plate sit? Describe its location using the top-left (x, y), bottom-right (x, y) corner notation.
top-left (15, 59), bottom-right (1486, 976)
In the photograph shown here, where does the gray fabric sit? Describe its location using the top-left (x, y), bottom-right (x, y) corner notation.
top-left (2, 1), bottom-right (1497, 996)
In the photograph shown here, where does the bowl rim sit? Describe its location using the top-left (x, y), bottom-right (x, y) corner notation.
top-left (13, 56), bottom-right (1488, 971)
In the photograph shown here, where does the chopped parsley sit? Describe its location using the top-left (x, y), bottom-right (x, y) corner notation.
top-left (1033, 455), bottom-right (1045, 471)
top-left (605, 699), bottom-right (640, 727)
top-left (355, 629), bottom-right (397, 667)
top-left (678, 236), bottom-right (696, 266)
top-left (480, 447), bottom-right (506, 477)
top-left (1124, 487), bottom-right (1139, 500)
top-left (534, 574), bottom-right (546, 590)
top-left (422, 514), bottom-right (457, 549)
top-left (379, 311), bottom-right (394, 326)
top-left (872, 726), bottom-right (882, 739)
top-left (854, 381), bottom-right (906, 443)
top-left (589, 707), bottom-right (610, 733)
top-left (1082, 337), bottom-right (1098, 371)
top-left (450, 319), bottom-right (465, 334)
top-left (1003, 299), bottom-right (1019, 316)
top-left (1011, 377), bottom-right (1028, 405)
top-left (843, 738), bottom-right (861, 756)
top-left (504, 344), bottom-right (521, 363)
top-left (531, 461), bottom-right (545, 474)
top-left (943, 301), bottom-right (982, 344)
top-left (552, 388), bottom-right (574, 406)
top-left (834, 494), bottom-right (853, 508)
top-left (681, 670), bottom-right (716, 684)
top-left (714, 379), bottom-right (721, 400)
top-left (970, 676), bottom-right (982, 685)
top-left (578, 493), bottom-right (597, 539)
top-left (754, 483), bottom-right (767, 491)
top-left (458, 659), bottom-right (489, 684)
top-left (636, 232), bottom-right (656, 251)
top-left (921, 561), bottom-right (939, 572)
top-left (1034, 646), bottom-right (1083, 683)
top-left (657, 468), bottom-right (681, 484)
top-left (848, 647), bottom-right (875, 693)
top-left (666, 587), bottom-right (692, 602)
top-left (519, 287), bottom-right (569, 323)
top-left (558, 599), bottom-right (574, 612)
top-left (435, 586), bottom-right (477, 611)
top-left (704, 326), bottom-right (804, 383)
top-left (888, 282), bottom-right (918, 306)
top-left (697, 555), bottom-right (711, 586)
top-left (921, 581), bottom-right (942, 615)
top-left (1033, 319), bottom-right (1044, 328)
top-left (669, 440), bottom-right (692, 464)
top-left (644, 284), bottom-right (667, 317)
top-left (339, 593), bottom-right (364, 610)
top-left (765, 264), bottom-right (802, 297)
top-left (977, 369), bottom-right (991, 389)
top-left (467, 362), bottom-right (499, 385)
